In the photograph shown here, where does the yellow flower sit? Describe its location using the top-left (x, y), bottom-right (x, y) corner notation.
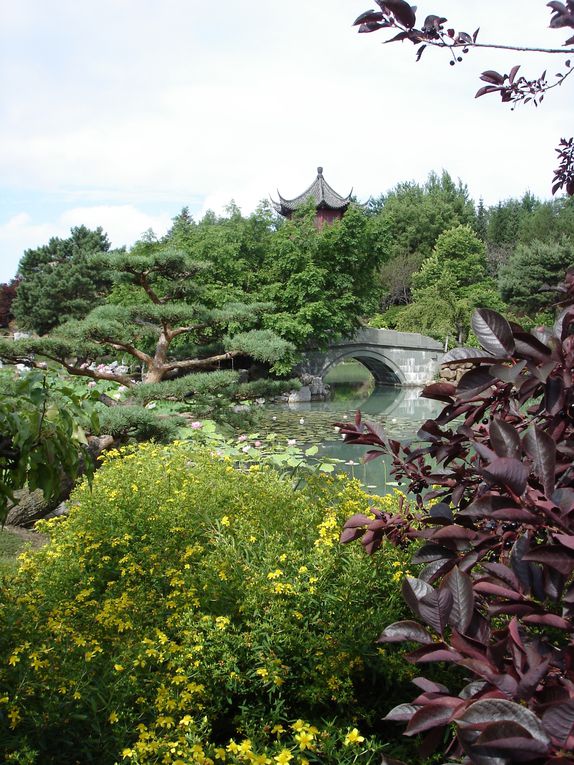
top-left (7, 707), bottom-right (21, 729)
top-left (294, 731), bottom-right (314, 750)
top-left (8, 654), bottom-right (20, 666)
top-left (271, 724), bottom-right (285, 735)
top-left (221, 515), bottom-right (231, 526)
top-left (109, 711), bottom-right (119, 724)
top-left (274, 750), bottom-right (293, 765)
top-left (239, 739), bottom-right (253, 755)
top-left (122, 749), bottom-right (135, 759)
top-left (215, 748), bottom-right (227, 760)
top-left (343, 728), bottom-right (365, 746)
top-left (250, 755), bottom-right (271, 765)
top-left (114, 663), bottom-right (125, 672)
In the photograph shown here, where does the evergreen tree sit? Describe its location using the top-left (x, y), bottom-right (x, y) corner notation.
top-left (0, 237), bottom-right (293, 387)
top-left (499, 238), bottom-right (574, 314)
top-left (13, 226), bottom-right (114, 334)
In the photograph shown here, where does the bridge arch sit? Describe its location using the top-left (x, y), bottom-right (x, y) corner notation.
top-left (300, 328), bottom-right (444, 387)
top-left (322, 349), bottom-right (404, 386)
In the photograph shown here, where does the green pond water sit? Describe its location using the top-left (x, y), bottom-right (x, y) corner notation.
top-left (257, 362), bottom-right (442, 494)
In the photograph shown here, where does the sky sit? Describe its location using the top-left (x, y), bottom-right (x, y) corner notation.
top-left (0, 0), bottom-right (572, 282)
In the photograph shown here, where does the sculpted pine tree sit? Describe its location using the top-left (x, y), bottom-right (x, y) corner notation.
top-left (0, 240), bottom-right (293, 387)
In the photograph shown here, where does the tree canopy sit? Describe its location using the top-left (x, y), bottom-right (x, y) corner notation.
top-left (13, 226), bottom-right (114, 335)
top-left (1, 238), bottom-right (293, 387)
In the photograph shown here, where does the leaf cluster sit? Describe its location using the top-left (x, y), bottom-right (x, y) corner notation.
top-left (0, 371), bottom-right (99, 524)
top-left (336, 269), bottom-right (574, 764)
top-left (352, 2), bottom-right (574, 197)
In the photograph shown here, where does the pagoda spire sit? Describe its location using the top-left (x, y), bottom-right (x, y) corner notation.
top-left (271, 168), bottom-right (353, 227)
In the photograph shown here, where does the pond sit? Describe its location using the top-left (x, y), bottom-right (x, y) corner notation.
top-left (258, 361), bottom-right (442, 494)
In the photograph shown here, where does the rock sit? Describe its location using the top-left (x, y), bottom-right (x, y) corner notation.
top-left (288, 386), bottom-right (312, 403)
top-left (299, 374), bottom-right (330, 401)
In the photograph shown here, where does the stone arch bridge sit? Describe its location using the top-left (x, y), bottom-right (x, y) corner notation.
top-left (300, 328), bottom-right (444, 387)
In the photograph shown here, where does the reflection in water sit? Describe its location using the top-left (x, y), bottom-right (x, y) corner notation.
top-left (259, 375), bottom-right (442, 495)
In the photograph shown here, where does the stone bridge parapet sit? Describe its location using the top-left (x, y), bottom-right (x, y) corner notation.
top-left (299, 328), bottom-right (444, 387)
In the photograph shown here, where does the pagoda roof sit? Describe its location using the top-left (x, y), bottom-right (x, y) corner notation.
top-left (271, 167), bottom-right (353, 215)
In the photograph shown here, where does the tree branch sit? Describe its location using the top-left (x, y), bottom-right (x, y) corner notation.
top-left (164, 350), bottom-right (242, 372)
top-left (61, 363), bottom-right (135, 387)
top-left (100, 338), bottom-right (153, 366)
top-left (138, 272), bottom-right (162, 305)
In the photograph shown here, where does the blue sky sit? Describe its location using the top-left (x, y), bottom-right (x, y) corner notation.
top-left (1, 0), bottom-right (572, 282)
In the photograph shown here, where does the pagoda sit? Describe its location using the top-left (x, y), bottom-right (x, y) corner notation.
top-left (271, 167), bottom-right (353, 227)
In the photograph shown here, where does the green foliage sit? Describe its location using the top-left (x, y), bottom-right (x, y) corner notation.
top-left (498, 237), bottom-right (574, 313)
top-left (96, 406), bottom-right (184, 443)
top-left (398, 225), bottom-right (504, 343)
top-left (374, 171), bottom-right (477, 306)
top-left (130, 370), bottom-right (241, 405)
top-left (261, 204), bottom-right (382, 347)
top-left (13, 226), bottom-right (114, 334)
top-left (126, 372), bottom-right (296, 426)
top-left (368, 305), bottom-right (406, 329)
top-left (0, 444), bottom-right (415, 764)
top-left (0, 370), bottom-right (99, 524)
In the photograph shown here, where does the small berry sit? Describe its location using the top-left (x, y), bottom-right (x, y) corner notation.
top-left (449, 60), bottom-right (455, 66)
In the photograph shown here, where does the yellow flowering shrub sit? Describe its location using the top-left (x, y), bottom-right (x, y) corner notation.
top-left (0, 443), bottom-right (415, 764)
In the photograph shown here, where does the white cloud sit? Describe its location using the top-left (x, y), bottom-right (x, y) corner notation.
top-left (0, 205), bottom-right (173, 283)
top-left (0, 0), bottom-right (571, 279)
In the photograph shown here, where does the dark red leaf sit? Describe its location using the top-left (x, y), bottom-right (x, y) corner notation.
top-left (554, 533), bottom-right (574, 550)
top-left (489, 359), bottom-right (527, 383)
top-left (352, 9), bottom-right (385, 25)
top-left (382, 31), bottom-right (410, 43)
top-left (481, 457), bottom-right (529, 496)
top-left (475, 85), bottom-right (499, 98)
top-left (412, 677), bottom-right (450, 694)
top-left (412, 542), bottom-right (456, 564)
top-left (523, 545), bottom-right (574, 576)
top-left (523, 426), bottom-right (556, 498)
top-left (542, 700), bottom-right (574, 746)
top-left (383, 0), bottom-right (416, 28)
top-left (384, 703), bottom-right (420, 722)
top-left (508, 65), bottom-right (521, 84)
top-left (480, 70), bottom-right (506, 85)
top-left (442, 567), bottom-right (475, 633)
top-left (418, 588), bottom-right (454, 635)
top-left (513, 331), bottom-right (552, 362)
top-left (473, 581), bottom-right (522, 599)
top-left (405, 704), bottom-right (456, 736)
top-left (457, 367), bottom-right (496, 396)
top-left (401, 576), bottom-right (434, 616)
top-left (378, 620), bottom-right (434, 645)
top-left (442, 347), bottom-right (494, 364)
top-left (522, 613), bottom-right (572, 630)
top-left (490, 419), bottom-right (521, 460)
top-left (471, 308), bottom-right (515, 357)
top-left (456, 700), bottom-right (550, 748)
top-left (422, 382), bottom-right (456, 402)
top-left (460, 495), bottom-right (516, 518)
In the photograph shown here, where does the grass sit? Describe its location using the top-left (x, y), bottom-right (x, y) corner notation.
top-left (324, 360), bottom-right (374, 385)
top-left (0, 526), bottom-right (46, 575)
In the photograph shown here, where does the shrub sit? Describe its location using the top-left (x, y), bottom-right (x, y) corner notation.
top-left (337, 269), bottom-right (574, 764)
top-left (0, 443), bottom-right (414, 764)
